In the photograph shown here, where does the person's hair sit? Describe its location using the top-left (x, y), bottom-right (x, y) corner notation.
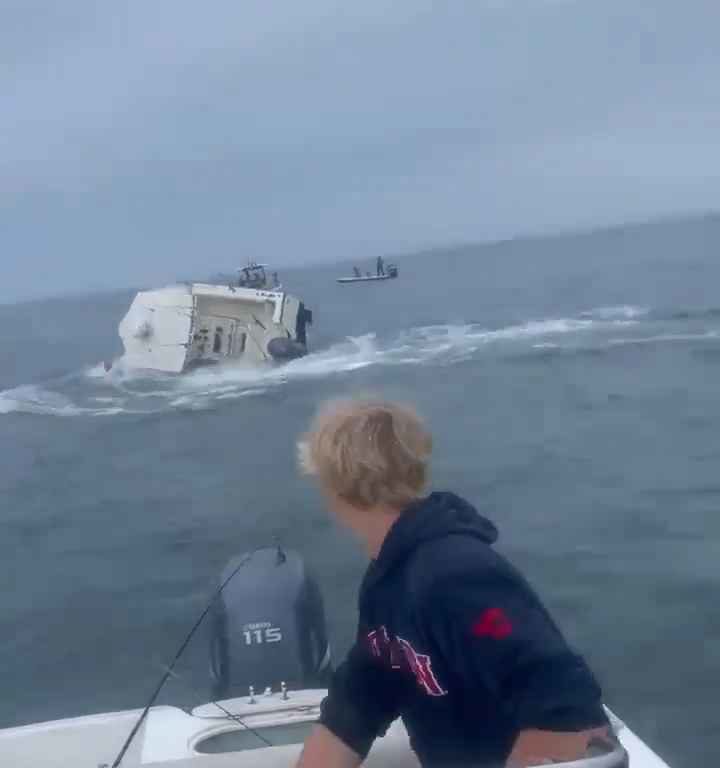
top-left (298, 398), bottom-right (432, 509)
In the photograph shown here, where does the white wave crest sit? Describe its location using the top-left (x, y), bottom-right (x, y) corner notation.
top-left (580, 305), bottom-right (649, 321)
top-left (0, 385), bottom-right (124, 417)
top-left (608, 331), bottom-right (719, 347)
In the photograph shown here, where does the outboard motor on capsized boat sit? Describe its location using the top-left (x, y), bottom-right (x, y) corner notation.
top-left (266, 303), bottom-right (312, 360)
top-left (266, 337), bottom-right (307, 360)
top-left (210, 547), bottom-right (331, 699)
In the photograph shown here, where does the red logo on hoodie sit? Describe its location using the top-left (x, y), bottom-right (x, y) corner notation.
top-left (471, 608), bottom-right (513, 640)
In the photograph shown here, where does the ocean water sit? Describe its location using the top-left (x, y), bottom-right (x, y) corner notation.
top-left (1, 215), bottom-right (719, 766)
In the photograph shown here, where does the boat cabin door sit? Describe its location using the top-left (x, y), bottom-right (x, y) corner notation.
top-left (193, 317), bottom-right (247, 362)
top-left (227, 321), bottom-right (247, 358)
top-left (212, 319), bottom-right (248, 360)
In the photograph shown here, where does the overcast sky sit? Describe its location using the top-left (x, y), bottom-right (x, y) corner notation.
top-left (2, 0), bottom-right (719, 302)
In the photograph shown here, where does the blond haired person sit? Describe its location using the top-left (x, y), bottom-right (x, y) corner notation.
top-left (296, 399), bottom-right (615, 768)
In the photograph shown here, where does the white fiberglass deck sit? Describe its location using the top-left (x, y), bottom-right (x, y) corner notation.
top-left (0, 688), bottom-right (670, 768)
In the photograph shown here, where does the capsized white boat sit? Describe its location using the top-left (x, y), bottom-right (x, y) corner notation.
top-left (0, 548), bottom-right (672, 768)
top-left (116, 264), bottom-right (313, 374)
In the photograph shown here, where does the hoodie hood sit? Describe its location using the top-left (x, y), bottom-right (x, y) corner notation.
top-left (372, 491), bottom-right (498, 580)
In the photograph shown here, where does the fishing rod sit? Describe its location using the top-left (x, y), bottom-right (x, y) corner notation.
top-left (110, 549), bottom-right (270, 767)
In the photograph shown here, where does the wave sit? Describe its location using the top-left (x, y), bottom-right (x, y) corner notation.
top-left (579, 305), bottom-right (649, 321)
top-left (2, 303), bottom-right (712, 418)
top-left (582, 304), bottom-right (720, 324)
top-left (0, 335), bottom-right (387, 417)
top-left (607, 331), bottom-right (720, 347)
top-left (0, 385), bottom-right (125, 417)
top-left (666, 307), bottom-right (720, 321)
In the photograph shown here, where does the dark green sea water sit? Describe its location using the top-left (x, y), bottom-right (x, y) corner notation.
top-left (2, 215), bottom-right (719, 766)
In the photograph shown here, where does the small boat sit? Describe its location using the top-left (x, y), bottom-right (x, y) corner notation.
top-left (115, 263), bottom-right (313, 374)
top-left (0, 548), bottom-right (672, 768)
top-left (337, 264), bottom-right (399, 284)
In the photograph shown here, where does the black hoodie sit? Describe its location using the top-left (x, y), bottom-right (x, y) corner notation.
top-left (319, 492), bottom-right (607, 767)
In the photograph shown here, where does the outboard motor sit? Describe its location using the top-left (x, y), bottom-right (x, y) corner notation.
top-left (267, 303), bottom-right (312, 360)
top-left (210, 547), bottom-right (331, 699)
top-left (267, 337), bottom-right (307, 361)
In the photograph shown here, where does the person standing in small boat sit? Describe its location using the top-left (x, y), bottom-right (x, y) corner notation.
top-left (296, 399), bottom-right (617, 768)
top-left (376, 255), bottom-right (385, 276)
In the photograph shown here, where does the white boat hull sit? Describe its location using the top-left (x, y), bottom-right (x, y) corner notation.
top-left (337, 275), bottom-right (394, 283)
top-left (0, 688), bottom-right (671, 768)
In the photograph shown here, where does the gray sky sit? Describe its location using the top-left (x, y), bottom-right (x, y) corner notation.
top-left (2, 0), bottom-right (719, 303)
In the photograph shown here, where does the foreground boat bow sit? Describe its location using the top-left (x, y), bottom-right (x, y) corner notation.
top-left (0, 548), bottom-right (672, 768)
top-left (0, 691), bottom-right (670, 768)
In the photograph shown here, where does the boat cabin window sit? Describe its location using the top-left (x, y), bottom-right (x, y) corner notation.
top-left (195, 720), bottom-right (314, 753)
top-left (213, 328), bottom-right (223, 353)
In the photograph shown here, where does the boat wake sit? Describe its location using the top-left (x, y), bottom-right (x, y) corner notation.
top-left (1, 304), bottom-right (716, 418)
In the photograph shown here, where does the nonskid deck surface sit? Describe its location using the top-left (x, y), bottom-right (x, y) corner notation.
top-left (0, 688), bottom-right (671, 768)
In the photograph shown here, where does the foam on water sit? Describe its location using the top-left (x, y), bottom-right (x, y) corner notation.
top-left (0, 385), bottom-right (125, 417)
top-left (0, 305), bottom-right (714, 418)
top-left (608, 330), bottom-right (720, 346)
top-left (580, 305), bottom-right (649, 320)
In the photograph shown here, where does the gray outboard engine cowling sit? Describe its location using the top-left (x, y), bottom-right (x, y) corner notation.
top-left (267, 337), bottom-right (307, 361)
top-left (210, 547), bottom-right (331, 699)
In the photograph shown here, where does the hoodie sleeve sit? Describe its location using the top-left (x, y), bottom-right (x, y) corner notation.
top-left (317, 633), bottom-right (402, 759)
top-left (422, 569), bottom-right (607, 732)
